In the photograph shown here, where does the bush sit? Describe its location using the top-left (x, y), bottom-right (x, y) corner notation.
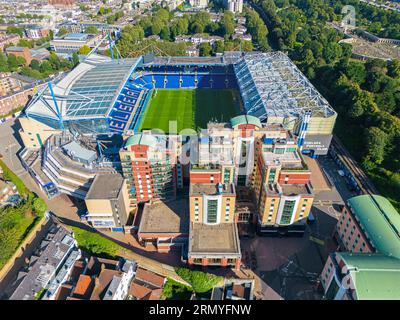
top-left (71, 227), bottom-right (124, 259)
top-left (33, 198), bottom-right (47, 216)
top-left (175, 267), bottom-right (223, 293)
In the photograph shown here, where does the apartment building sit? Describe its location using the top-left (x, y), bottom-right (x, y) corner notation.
top-left (119, 133), bottom-right (178, 207)
top-left (85, 173), bottom-right (132, 232)
top-left (0, 73), bottom-right (22, 97)
top-left (25, 25), bottom-right (50, 39)
top-left (188, 182), bottom-right (241, 269)
top-left (251, 131), bottom-right (314, 235)
top-left (224, 0), bottom-right (243, 13)
top-left (0, 33), bottom-right (20, 51)
top-left (189, 0), bottom-right (209, 8)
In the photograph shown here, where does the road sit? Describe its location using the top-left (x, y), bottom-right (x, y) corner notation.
top-left (317, 155), bottom-right (356, 203)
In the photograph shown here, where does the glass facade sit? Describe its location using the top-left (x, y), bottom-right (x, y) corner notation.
top-left (207, 199), bottom-right (218, 224)
top-left (280, 200), bottom-right (296, 225)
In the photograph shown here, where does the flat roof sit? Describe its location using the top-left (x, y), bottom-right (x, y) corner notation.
top-left (62, 140), bottom-right (97, 162)
top-left (265, 183), bottom-right (312, 196)
top-left (189, 223), bottom-right (241, 255)
top-left (139, 198), bottom-right (189, 235)
top-left (86, 173), bottom-right (124, 200)
top-left (190, 183), bottom-right (235, 196)
top-left (64, 33), bottom-right (88, 41)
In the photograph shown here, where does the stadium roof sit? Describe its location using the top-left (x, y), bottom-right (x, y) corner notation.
top-left (337, 252), bottom-right (400, 300)
top-left (25, 54), bottom-right (140, 124)
top-left (347, 195), bottom-right (400, 259)
top-left (234, 51), bottom-right (336, 120)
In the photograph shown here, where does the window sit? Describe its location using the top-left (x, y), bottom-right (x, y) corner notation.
top-left (279, 200), bottom-right (296, 225)
top-left (206, 199), bottom-right (218, 224)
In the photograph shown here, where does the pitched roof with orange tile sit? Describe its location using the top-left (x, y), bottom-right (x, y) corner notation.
top-left (73, 274), bottom-right (93, 297)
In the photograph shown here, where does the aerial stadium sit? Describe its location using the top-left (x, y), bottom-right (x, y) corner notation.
top-left (19, 49), bottom-right (337, 155)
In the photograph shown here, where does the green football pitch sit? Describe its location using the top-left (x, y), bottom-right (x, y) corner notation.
top-left (138, 89), bottom-right (241, 133)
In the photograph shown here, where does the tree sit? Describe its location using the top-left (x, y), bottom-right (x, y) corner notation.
top-left (175, 268), bottom-right (223, 293)
top-left (6, 26), bottom-right (23, 37)
top-left (85, 26), bottom-right (99, 34)
top-left (7, 54), bottom-right (25, 71)
top-left (58, 27), bottom-right (69, 37)
top-left (388, 59), bottom-right (400, 79)
top-left (214, 40), bottom-right (225, 54)
top-left (199, 43), bottom-right (212, 57)
top-left (40, 60), bottom-right (53, 75)
top-left (0, 52), bottom-right (9, 72)
top-left (17, 39), bottom-right (34, 48)
top-left (160, 27), bottom-right (170, 40)
top-left (72, 52), bottom-right (80, 67)
top-left (30, 59), bottom-right (40, 71)
top-left (242, 40), bottom-right (254, 52)
top-left (33, 198), bottom-right (47, 216)
top-left (78, 45), bottom-right (91, 55)
top-left (362, 126), bottom-right (388, 168)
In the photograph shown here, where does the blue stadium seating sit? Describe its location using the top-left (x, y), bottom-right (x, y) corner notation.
top-left (198, 75), bottom-right (212, 88)
top-left (181, 75), bottom-right (196, 88)
top-left (165, 75), bottom-right (181, 88)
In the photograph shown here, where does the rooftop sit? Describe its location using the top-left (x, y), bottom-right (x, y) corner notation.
top-left (85, 173), bottom-right (124, 200)
top-left (234, 52), bottom-right (336, 121)
top-left (189, 222), bottom-right (241, 255)
top-left (135, 267), bottom-right (165, 288)
top-left (64, 33), bottom-right (88, 41)
top-left (25, 54), bottom-right (140, 124)
top-left (230, 115), bottom-right (261, 128)
top-left (347, 195), bottom-right (400, 259)
top-left (139, 198), bottom-right (189, 235)
top-left (337, 252), bottom-right (400, 300)
top-left (261, 148), bottom-right (304, 169)
top-left (10, 225), bottom-right (77, 300)
top-left (266, 183), bottom-right (313, 196)
top-left (190, 183), bottom-right (235, 196)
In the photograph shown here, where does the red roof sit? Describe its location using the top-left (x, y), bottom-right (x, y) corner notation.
top-left (73, 275), bottom-right (93, 297)
top-left (135, 268), bottom-right (165, 288)
top-left (129, 282), bottom-right (162, 300)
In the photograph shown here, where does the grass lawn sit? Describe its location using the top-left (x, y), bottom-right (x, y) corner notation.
top-left (138, 89), bottom-right (241, 133)
top-left (71, 226), bottom-right (126, 259)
